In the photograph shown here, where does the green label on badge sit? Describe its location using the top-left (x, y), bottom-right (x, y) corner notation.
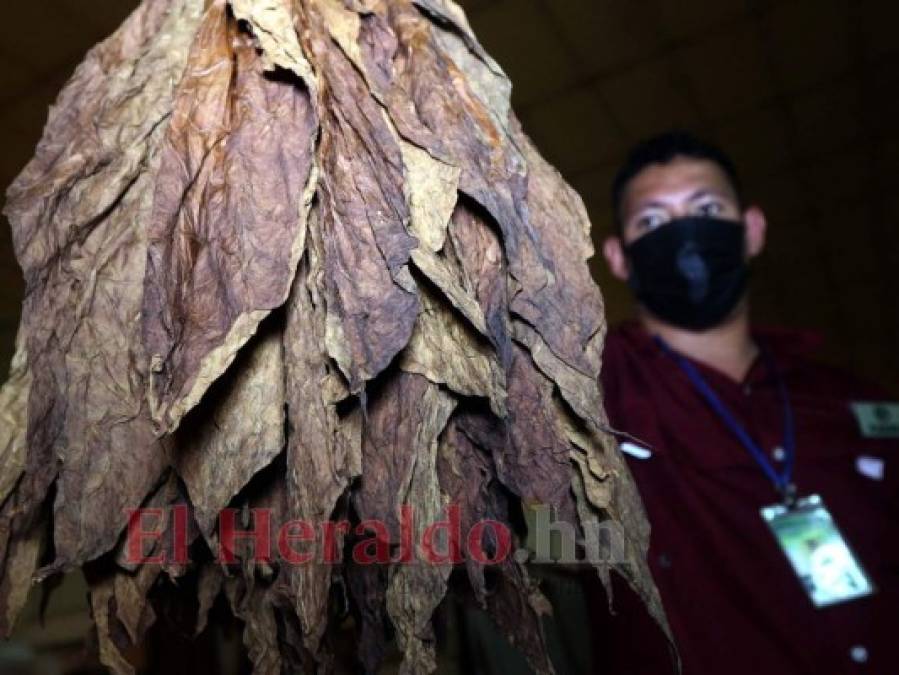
top-left (761, 495), bottom-right (875, 608)
top-left (851, 401), bottom-right (899, 438)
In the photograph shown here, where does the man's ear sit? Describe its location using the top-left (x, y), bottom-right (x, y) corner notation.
top-left (744, 205), bottom-right (767, 259)
top-left (603, 235), bottom-right (630, 281)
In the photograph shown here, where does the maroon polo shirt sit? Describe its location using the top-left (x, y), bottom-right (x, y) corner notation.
top-left (589, 321), bottom-right (899, 675)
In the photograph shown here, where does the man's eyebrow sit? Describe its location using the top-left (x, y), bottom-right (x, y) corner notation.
top-left (632, 198), bottom-right (668, 212)
top-left (687, 188), bottom-right (728, 201)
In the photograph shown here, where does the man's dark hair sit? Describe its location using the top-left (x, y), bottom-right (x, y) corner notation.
top-left (611, 131), bottom-right (743, 230)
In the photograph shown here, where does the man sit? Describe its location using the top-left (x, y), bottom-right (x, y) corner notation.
top-left (591, 131), bottom-right (899, 674)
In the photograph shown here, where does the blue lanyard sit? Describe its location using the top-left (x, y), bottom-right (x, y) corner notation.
top-left (654, 336), bottom-right (796, 501)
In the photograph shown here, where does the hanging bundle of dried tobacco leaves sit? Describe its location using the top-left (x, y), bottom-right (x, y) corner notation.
top-left (0, 0), bottom-right (670, 672)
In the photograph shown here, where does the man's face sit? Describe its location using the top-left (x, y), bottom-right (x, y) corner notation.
top-left (603, 155), bottom-right (766, 286)
top-left (618, 157), bottom-right (742, 246)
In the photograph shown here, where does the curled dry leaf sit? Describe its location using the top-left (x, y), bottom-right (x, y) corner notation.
top-left (142, 0), bottom-right (318, 433)
top-left (5, 0), bottom-right (204, 574)
top-left (0, 334), bottom-right (28, 508)
top-left (281, 204), bottom-right (362, 664)
top-left (0, 0), bottom-right (672, 671)
top-left (436, 417), bottom-right (555, 675)
top-left (174, 319), bottom-right (287, 542)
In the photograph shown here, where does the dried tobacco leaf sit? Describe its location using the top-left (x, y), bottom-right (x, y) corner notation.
top-left (307, 10), bottom-right (420, 392)
top-left (0, 0), bottom-right (672, 671)
top-left (142, 0), bottom-right (318, 433)
top-left (0, 333), bottom-right (28, 509)
top-left (436, 417), bottom-right (555, 675)
top-left (282, 205), bottom-right (362, 664)
top-left (174, 318), bottom-right (286, 542)
top-left (4, 0), bottom-right (205, 573)
top-left (84, 473), bottom-right (193, 675)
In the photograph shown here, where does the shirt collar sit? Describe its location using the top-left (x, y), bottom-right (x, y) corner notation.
top-left (614, 319), bottom-right (824, 382)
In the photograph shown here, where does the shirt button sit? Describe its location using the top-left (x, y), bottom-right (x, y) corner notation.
top-left (743, 384), bottom-right (752, 396)
top-left (658, 553), bottom-right (673, 569)
top-left (772, 446), bottom-right (786, 462)
top-left (850, 645), bottom-right (869, 663)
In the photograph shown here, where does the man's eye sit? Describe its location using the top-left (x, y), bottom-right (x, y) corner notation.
top-left (637, 213), bottom-right (667, 230)
top-left (696, 201), bottom-right (723, 217)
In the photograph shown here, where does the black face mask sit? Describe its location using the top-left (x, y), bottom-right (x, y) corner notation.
top-left (624, 216), bottom-right (749, 330)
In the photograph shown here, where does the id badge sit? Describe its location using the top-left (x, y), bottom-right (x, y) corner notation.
top-left (850, 401), bottom-right (899, 438)
top-left (760, 495), bottom-right (875, 608)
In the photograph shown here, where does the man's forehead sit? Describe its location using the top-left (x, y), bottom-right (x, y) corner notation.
top-left (622, 157), bottom-right (738, 211)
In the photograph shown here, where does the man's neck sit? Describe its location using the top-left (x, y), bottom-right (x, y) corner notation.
top-left (639, 304), bottom-right (759, 383)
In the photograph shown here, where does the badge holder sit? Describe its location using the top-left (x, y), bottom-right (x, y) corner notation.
top-left (656, 336), bottom-right (877, 608)
top-left (760, 494), bottom-right (876, 608)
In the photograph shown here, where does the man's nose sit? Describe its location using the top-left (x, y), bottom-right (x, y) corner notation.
top-left (667, 203), bottom-right (693, 220)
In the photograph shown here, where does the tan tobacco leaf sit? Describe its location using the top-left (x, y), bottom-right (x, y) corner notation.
top-left (399, 282), bottom-right (505, 416)
top-left (385, 379), bottom-right (456, 675)
top-left (4, 0), bottom-right (204, 572)
top-left (399, 141), bottom-right (499, 349)
top-left (225, 576), bottom-right (283, 675)
top-left (435, 416), bottom-right (555, 674)
top-left (143, 1), bottom-right (317, 432)
top-left (0, 335), bottom-right (29, 508)
top-left (282, 206), bottom-right (362, 661)
top-left (304, 8), bottom-right (420, 391)
top-left (174, 319), bottom-right (286, 541)
top-left (231, 0), bottom-right (317, 85)
top-left (353, 371), bottom-right (450, 543)
top-left (88, 576), bottom-right (138, 675)
top-left (0, 514), bottom-right (46, 638)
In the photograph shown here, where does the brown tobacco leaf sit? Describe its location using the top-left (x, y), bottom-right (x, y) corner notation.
top-left (509, 119), bottom-right (606, 380)
top-left (0, 336), bottom-right (38, 637)
top-left (490, 344), bottom-right (576, 511)
top-left (4, 0), bottom-right (204, 570)
top-left (565, 407), bottom-right (672, 643)
top-left (6, 0), bottom-right (197, 281)
top-left (0, 0), bottom-right (670, 671)
top-left (108, 472), bottom-right (200, 640)
top-left (366, 1), bottom-right (602, 380)
top-left (231, 0), bottom-right (318, 85)
top-left (399, 141), bottom-right (491, 339)
top-left (436, 417), bottom-right (555, 675)
top-left (305, 8), bottom-right (420, 392)
top-left (399, 281), bottom-right (506, 417)
top-left (434, 417), bottom-right (498, 605)
top-left (221, 483), bottom-right (292, 675)
top-left (398, 140), bottom-right (509, 416)
top-left (517, 309), bottom-right (672, 644)
top-left (89, 576), bottom-right (139, 675)
top-left (82, 473), bottom-right (198, 673)
top-left (343, 369), bottom-right (455, 673)
top-left (384, 379), bottom-right (456, 675)
top-left (143, 0), bottom-right (318, 433)
top-left (482, 560), bottom-right (556, 675)
top-left (43, 162), bottom-right (170, 570)
top-left (0, 335), bottom-right (29, 509)
top-left (0, 513), bottom-right (46, 639)
top-left (282, 205), bottom-right (362, 663)
top-left (445, 200), bottom-right (514, 365)
top-left (173, 318), bottom-right (286, 541)
top-left (353, 371), bottom-right (454, 544)
top-left (345, 557), bottom-right (391, 674)
top-left (225, 576), bottom-right (283, 675)
top-left (85, 474), bottom-right (193, 675)
top-left (222, 460), bottom-right (299, 675)
top-left (106, 561), bottom-right (163, 655)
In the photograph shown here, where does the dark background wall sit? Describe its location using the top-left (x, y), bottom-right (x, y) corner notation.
top-left (1, 0), bottom-right (897, 392)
